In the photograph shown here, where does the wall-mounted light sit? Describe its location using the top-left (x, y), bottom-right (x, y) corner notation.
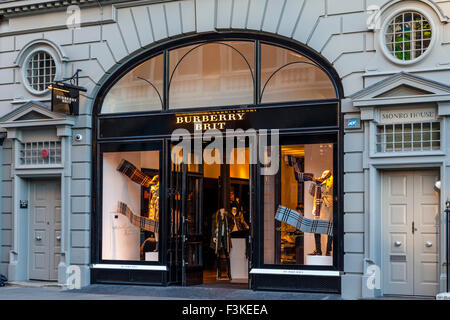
top-left (434, 180), bottom-right (441, 192)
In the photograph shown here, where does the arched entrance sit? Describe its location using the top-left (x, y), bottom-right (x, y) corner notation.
top-left (91, 33), bottom-right (344, 293)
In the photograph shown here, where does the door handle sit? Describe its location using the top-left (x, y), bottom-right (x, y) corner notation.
top-left (394, 241), bottom-right (402, 247)
top-left (412, 221), bottom-right (418, 234)
top-left (35, 236), bottom-right (42, 241)
top-left (425, 241), bottom-right (433, 248)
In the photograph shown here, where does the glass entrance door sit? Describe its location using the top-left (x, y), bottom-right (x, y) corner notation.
top-left (183, 171), bottom-right (204, 285)
top-left (169, 142), bottom-right (204, 286)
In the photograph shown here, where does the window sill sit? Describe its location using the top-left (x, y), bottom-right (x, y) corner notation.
top-left (370, 151), bottom-right (445, 158)
top-left (91, 264), bottom-right (167, 271)
top-left (16, 165), bottom-right (64, 170)
top-left (249, 268), bottom-right (341, 277)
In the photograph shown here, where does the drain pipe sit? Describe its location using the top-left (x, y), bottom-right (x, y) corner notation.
top-left (446, 201), bottom-right (450, 292)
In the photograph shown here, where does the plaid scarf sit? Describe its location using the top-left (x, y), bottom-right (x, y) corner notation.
top-left (275, 205), bottom-right (333, 236)
top-left (117, 159), bottom-right (155, 188)
top-left (117, 201), bottom-right (159, 234)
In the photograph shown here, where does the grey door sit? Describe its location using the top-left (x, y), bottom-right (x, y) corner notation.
top-left (382, 171), bottom-right (440, 296)
top-left (29, 179), bottom-right (61, 281)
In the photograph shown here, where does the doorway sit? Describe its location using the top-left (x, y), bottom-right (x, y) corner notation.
top-left (382, 170), bottom-right (440, 296)
top-left (172, 145), bottom-right (251, 288)
top-left (201, 174), bottom-right (250, 288)
top-left (28, 179), bottom-right (61, 281)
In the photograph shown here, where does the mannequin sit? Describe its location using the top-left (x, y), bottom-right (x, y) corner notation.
top-left (116, 159), bottom-right (160, 255)
top-left (292, 164), bottom-right (333, 256)
top-left (230, 206), bottom-right (249, 233)
top-left (211, 208), bottom-right (233, 280)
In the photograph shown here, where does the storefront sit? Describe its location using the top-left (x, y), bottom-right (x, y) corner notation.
top-left (90, 34), bottom-right (344, 293)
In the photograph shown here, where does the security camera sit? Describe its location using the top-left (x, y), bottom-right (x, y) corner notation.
top-left (74, 134), bottom-right (83, 142)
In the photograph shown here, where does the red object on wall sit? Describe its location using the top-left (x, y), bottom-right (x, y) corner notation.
top-left (41, 149), bottom-right (49, 158)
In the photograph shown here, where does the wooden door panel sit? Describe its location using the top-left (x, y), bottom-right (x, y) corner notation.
top-left (413, 172), bottom-right (439, 296)
top-left (383, 172), bottom-right (414, 295)
top-left (29, 179), bottom-right (61, 281)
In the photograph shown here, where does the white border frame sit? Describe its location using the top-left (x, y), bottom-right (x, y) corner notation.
top-left (380, 6), bottom-right (438, 66)
top-left (22, 47), bottom-right (61, 96)
top-left (249, 268), bottom-right (341, 277)
top-left (91, 264), bottom-right (168, 271)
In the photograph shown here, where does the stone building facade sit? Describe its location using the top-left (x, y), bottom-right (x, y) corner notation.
top-left (0, 0), bottom-right (449, 299)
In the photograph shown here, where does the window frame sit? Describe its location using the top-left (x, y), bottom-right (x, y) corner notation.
top-left (92, 34), bottom-right (344, 275)
top-left (380, 7), bottom-right (437, 65)
top-left (98, 37), bottom-right (340, 115)
top-left (254, 132), bottom-right (342, 272)
top-left (22, 47), bottom-right (60, 96)
top-left (94, 140), bottom-right (166, 267)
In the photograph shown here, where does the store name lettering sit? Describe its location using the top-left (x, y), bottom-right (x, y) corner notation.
top-left (56, 94), bottom-right (78, 104)
top-left (175, 110), bottom-right (251, 130)
top-left (382, 111), bottom-right (434, 120)
top-left (380, 109), bottom-right (436, 124)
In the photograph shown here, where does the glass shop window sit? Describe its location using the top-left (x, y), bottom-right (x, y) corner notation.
top-left (102, 150), bottom-right (160, 262)
top-left (263, 144), bottom-right (334, 266)
top-left (169, 41), bottom-right (255, 109)
top-left (101, 54), bottom-right (164, 114)
top-left (260, 44), bottom-right (336, 103)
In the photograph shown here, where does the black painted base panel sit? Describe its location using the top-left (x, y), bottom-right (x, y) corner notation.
top-left (91, 269), bottom-right (168, 286)
top-left (92, 269), bottom-right (340, 294)
top-left (251, 274), bottom-right (341, 294)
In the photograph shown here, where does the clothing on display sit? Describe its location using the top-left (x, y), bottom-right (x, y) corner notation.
top-left (230, 207), bottom-right (249, 233)
top-left (116, 159), bottom-right (160, 220)
top-left (290, 164), bottom-right (333, 256)
top-left (211, 209), bottom-right (233, 280)
top-left (117, 159), bottom-right (159, 188)
top-left (116, 201), bottom-right (160, 233)
top-left (275, 205), bottom-right (333, 236)
top-left (115, 159), bottom-right (160, 256)
top-left (291, 167), bottom-right (332, 218)
top-left (314, 233), bottom-right (332, 257)
top-left (148, 181), bottom-right (160, 221)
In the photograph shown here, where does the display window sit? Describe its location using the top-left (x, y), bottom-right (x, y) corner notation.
top-left (262, 142), bottom-right (336, 267)
top-left (101, 147), bottom-right (161, 262)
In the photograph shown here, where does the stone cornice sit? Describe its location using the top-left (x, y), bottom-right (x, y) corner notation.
top-left (0, 0), bottom-right (133, 17)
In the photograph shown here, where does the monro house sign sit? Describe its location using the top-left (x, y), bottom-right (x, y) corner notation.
top-left (379, 107), bottom-right (437, 125)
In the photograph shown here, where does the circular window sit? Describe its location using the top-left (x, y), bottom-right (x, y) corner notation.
top-left (384, 11), bottom-right (432, 63)
top-left (24, 50), bottom-right (57, 94)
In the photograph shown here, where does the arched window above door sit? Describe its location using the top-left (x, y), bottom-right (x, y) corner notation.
top-left (169, 41), bottom-right (255, 110)
top-left (100, 40), bottom-right (338, 114)
top-left (260, 44), bottom-right (336, 103)
top-left (101, 54), bottom-right (164, 114)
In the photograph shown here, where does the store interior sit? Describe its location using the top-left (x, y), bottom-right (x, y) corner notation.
top-left (199, 147), bottom-right (251, 287)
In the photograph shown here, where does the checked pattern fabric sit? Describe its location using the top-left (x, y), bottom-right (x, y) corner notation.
top-left (275, 205), bottom-right (333, 236)
top-left (117, 201), bottom-right (159, 233)
top-left (117, 159), bottom-right (156, 188)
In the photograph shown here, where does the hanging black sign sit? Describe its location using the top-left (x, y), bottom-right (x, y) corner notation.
top-left (50, 81), bottom-right (86, 116)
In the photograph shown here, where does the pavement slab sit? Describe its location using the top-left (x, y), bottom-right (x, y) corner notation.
top-left (0, 284), bottom-right (341, 300)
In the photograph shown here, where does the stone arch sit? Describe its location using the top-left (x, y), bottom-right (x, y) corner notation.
top-left (89, 31), bottom-right (343, 116)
